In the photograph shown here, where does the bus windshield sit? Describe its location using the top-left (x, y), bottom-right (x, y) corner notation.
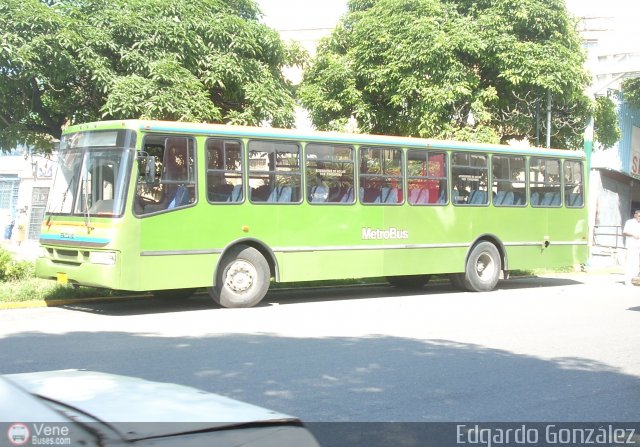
top-left (46, 130), bottom-right (136, 218)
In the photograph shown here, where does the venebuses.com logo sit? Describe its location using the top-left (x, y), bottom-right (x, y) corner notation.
top-left (6, 423), bottom-right (72, 446)
top-left (7, 423), bottom-right (30, 446)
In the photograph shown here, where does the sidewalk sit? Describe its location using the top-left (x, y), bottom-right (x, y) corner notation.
top-left (1, 239), bottom-right (39, 262)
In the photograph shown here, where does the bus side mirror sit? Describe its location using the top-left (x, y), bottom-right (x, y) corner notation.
top-left (145, 156), bottom-right (156, 184)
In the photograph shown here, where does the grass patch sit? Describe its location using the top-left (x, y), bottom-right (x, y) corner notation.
top-left (0, 277), bottom-right (143, 304)
top-left (0, 278), bottom-right (57, 303)
top-left (511, 265), bottom-right (582, 277)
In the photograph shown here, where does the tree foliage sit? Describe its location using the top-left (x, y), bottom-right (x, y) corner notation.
top-left (593, 95), bottom-right (620, 149)
top-left (300, 0), bottom-right (592, 149)
top-left (0, 0), bottom-right (299, 152)
top-left (622, 77), bottom-right (640, 109)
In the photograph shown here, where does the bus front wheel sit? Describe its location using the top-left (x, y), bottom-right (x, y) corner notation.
top-left (209, 245), bottom-right (270, 308)
top-left (462, 241), bottom-right (501, 292)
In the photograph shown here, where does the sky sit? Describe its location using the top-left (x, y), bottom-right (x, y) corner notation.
top-left (256, 0), bottom-right (638, 40)
top-left (256, 0), bottom-right (347, 55)
top-left (256, 0), bottom-right (347, 32)
top-left (255, 0), bottom-right (640, 126)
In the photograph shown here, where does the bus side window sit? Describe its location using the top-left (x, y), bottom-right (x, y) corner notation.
top-left (452, 152), bottom-right (488, 206)
top-left (530, 157), bottom-right (561, 208)
top-left (407, 150), bottom-right (447, 206)
top-left (359, 146), bottom-right (403, 205)
top-left (249, 140), bottom-right (301, 204)
top-left (564, 160), bottom-right (584, 208)
top-left (492, 155), bottom-right (525, 207)
top-left (206, 139), bottom-right (243, 203)
top-left (135, 136), bottom-right (196, 216)
top-left (306, 144), bottom-right (355, 204)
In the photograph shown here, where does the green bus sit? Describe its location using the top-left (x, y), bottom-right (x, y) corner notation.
top-left (36, 120), bottom-right (588, 308)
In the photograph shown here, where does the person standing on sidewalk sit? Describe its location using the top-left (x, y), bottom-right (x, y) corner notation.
top-left (3, 211), bottom-right (14, 241)
top-left (14, 207), bottom-right (28, 247)
top-left (623, 210), bottom-right (640, 286)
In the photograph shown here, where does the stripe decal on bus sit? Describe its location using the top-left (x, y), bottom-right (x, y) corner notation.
top-left (138, 240), bottom-right (587, 256)
top-left (140, 249), bottom-right (223, 256)
top-left (39, 235), bottom-right (111, 248)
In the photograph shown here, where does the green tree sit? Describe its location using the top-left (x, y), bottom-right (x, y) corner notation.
top-left (622, 77), bottom-right (640, 109)
top-left (593, 95), bottom-right (620, 149)
top-left (300, 0), bottom-right (592, 149)
top-left (0, 0), bottom-right (299, 152)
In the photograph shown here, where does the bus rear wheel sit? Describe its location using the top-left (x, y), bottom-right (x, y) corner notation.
top-left (386, 274), bottom-right (431, 289)
top-left (461, 241), bottom-right (501, 292)
top-left (209, 245), bottom-right (270, 308)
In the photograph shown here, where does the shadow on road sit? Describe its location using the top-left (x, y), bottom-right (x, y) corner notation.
top-left (56, 275), bottom-right (584, 316)
top-left (1, 331), bottom-right (638, 438)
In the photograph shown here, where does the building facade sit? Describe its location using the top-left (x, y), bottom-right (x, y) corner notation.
top-left (0, 150), bottom-right (56, 243)
top-left (571, 0), bottom-right (640, 265)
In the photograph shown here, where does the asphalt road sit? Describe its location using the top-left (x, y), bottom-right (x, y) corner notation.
top-left (1, 273), bottom-right (639, 430)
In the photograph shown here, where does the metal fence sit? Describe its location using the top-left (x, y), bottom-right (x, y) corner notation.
top-left (592, 225), bottom-right (624, 249)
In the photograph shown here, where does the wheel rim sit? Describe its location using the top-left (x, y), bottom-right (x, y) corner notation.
top-left (224, 259), bottom-right (256, 294)
top-left (475, 252), bottom-right (497, 282)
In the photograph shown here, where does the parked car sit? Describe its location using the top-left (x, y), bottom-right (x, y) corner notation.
top-left (1, 369), bottom-right (320, 447)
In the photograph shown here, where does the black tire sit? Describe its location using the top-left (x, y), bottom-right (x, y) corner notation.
top-left (462, 241), bottom-right (501, 292)
top-left (386, 274), bottom-right (431, 289)
top-left (152, 288), bottom-right (196, 300)
top-left (449, 273), bottom-right (468, 291)
top-left (208, 245), bottom-right (270, 308)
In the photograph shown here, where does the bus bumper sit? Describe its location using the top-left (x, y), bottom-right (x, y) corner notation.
top-left (35, 248), bottom-right (123, 290)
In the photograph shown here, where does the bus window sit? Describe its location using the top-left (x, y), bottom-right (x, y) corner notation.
top-left (451, 152), bottom-right (488, 205)
top-left (530, 157), bottom-right (561, 207)
top-left (306, 144), bottom-right (355, 204)
top-left (359, 147), bottom-right (403, 204)
top-left (135, 136), bottom-right (196, 215)
top-left (248, 140), bottom-right (301, 203)
top-left (407, 150), bottom-right (447, 205)
top-left (491, 155), bottom-right (525, 206)
top-left (564, 160), bottom-right (584, 207)
top-left (206, 139), bottom-right (243, 203)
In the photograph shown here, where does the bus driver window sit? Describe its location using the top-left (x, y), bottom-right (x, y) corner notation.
top-left (135, 136), bottom-right (195, 215)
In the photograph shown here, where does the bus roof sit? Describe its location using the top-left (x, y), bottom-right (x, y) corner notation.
top-left (64, 119), bottom-right (585, 159)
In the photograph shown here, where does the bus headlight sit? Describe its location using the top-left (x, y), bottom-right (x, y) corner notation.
top-left (89, 251), bottom-right (116, 265)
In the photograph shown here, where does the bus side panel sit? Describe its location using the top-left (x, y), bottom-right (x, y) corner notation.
top-left (134, 206), bottom-right (226, 291)
top-left (122, 253), bottom-right (220, 291)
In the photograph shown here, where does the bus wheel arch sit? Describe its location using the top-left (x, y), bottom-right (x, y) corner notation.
top-left (461, 236), bottom-right (506, 292)
top-left (217, 239), bottom-right (279, 281)
top-left (209, 240), bottom-right (277, 308)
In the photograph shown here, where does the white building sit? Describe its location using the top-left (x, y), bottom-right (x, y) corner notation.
top-left (568, 0), bottom-right (640, 263)
top-left (0, 150), bottom-right (55, 242)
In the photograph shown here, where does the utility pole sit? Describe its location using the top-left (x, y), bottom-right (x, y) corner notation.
top-left (546, 90), bottom-right (551, 148)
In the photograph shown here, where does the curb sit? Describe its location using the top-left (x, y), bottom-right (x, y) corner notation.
top-left (0, 294), bottom-right (153, 310)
